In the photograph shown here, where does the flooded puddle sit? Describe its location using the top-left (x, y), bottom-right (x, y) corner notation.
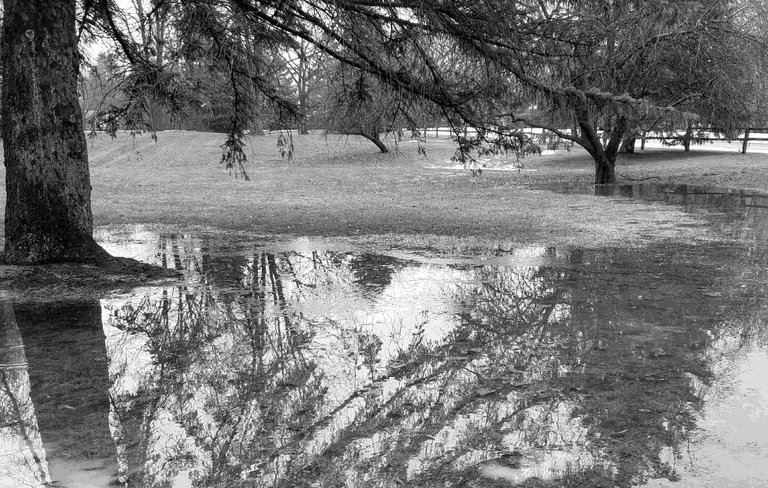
top-left (3, 184), bottom-right (768, 487)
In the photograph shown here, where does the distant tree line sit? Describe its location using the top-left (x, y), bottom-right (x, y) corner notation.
top-left (75, 0), bottom-right (768, 181)
top-left (79, 34), bottom-right (445, 153)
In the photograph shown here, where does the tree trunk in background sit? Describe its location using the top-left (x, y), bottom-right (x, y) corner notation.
top-left (683, 121), bottom-right (693, 152)
top-left (574, 108), bottom-right (622, 184)
top-left (252, 114), bottom-right (265, 136)
top-left (742, 128), bottom-right (750, 154)
top-left (149, 2), bottom-right (171, 131)
top-left (297, 53), bottom-right (309, 135)
top-left (2, 0), bottom-right (109, 263)
top-left (252, 90), bottom-right (265, 136)
top-left (621, 137), bottom-right (636, 153)
top-left (298, 94), bottom-right (309, 134)
top-left (361, 131), bottom-right (388, 153)
top-left (149, 104), bottom-right (172, 130)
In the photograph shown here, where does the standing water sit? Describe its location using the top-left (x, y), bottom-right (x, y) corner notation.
top-left (2, 184), bottom-right (768, 487)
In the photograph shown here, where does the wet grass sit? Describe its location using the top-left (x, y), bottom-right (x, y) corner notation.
top-left (0, 131), bottom-right (762, 253)
top-left (79, 131), bottom-right (742, 250)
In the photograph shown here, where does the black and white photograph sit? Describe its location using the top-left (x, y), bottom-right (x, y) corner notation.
top-left (1, 1), bottom-right (768, 486)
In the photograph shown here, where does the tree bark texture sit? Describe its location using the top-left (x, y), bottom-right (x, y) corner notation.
top-left (2, 0), bottom-right (107, 263)
top-left (574, 108), bottom-right (620, 184)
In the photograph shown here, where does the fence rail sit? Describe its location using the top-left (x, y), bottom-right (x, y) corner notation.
top-left (423, 126), bottom-right (768, 154)
top-left (636, 128), bottom-right (768, 154)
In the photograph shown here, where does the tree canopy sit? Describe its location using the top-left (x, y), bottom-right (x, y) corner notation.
top-left (83, 0), bottom-right (768, 181)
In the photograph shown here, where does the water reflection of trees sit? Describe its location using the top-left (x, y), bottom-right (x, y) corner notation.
top-left (593, 183), bottom-right (768, 244)
top-left (106, 243), bottom-right (372, 486)
top-left (100, 237), bottom-right (722, 487)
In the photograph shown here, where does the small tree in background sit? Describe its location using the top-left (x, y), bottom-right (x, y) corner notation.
top-left (321, 65), bottom-right (412, 153)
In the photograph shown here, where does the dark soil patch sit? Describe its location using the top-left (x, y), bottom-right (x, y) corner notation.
top-left (0, 256), bottom-right (180, 302)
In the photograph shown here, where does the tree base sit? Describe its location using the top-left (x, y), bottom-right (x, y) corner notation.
top-left (0, 255), bottom-right (181, 304)
top-left (5, 236), bottom-right (116, 266)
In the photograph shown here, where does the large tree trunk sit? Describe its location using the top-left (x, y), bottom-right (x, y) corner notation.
top-left (2, 0), bottom-right (109, 263)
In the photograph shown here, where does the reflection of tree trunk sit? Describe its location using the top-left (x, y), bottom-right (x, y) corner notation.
top-left (594, 185), bottom-right (621, 197)
top-left (0, 294), bottom-right (50, 485)
top-left (15, 301), bottom-right (117, 474)
top-left (110, 379), bottom-right (161, 486)
top-left (247, 252), bottom-right (305, 354)
top-left (170, 234), bottom-right (184, 270)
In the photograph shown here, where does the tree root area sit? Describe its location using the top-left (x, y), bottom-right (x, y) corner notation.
top-left (0, 255), bottom-right (181, 302)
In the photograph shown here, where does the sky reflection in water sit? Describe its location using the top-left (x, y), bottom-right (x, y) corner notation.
top-left (2, 184), bottom-right (768, 487)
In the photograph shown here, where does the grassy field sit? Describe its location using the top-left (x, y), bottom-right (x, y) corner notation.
top-left (2, 130), bottom-right (767, 253)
